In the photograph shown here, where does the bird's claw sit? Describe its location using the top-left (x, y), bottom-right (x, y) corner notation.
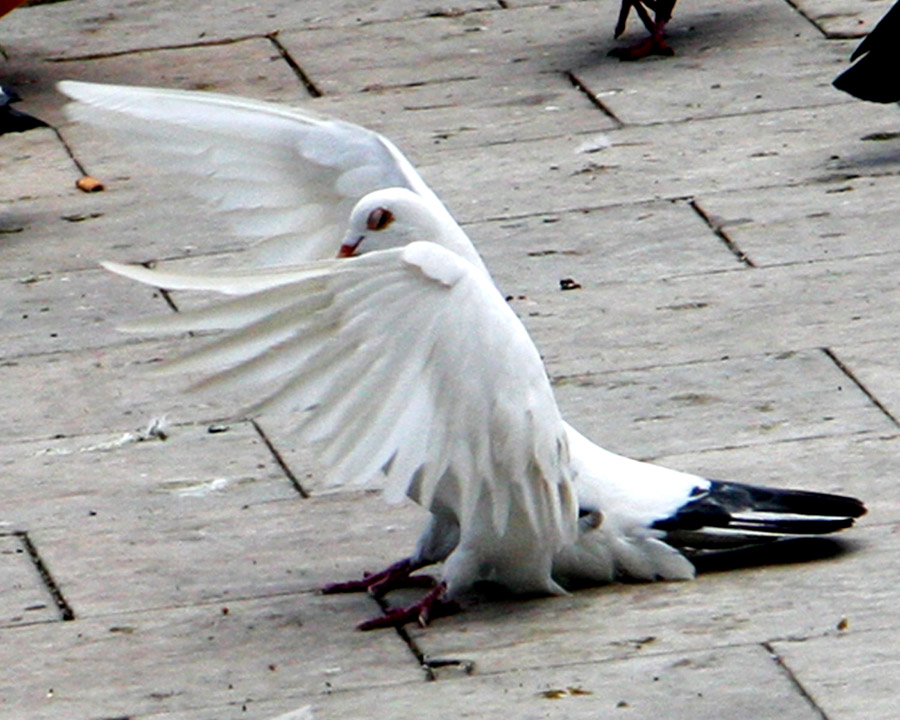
top-left (609, 29), bottom-right (673, 60)
top-left (321, 557), bottom-right (434, 598)
top-left (357, 583), bottom-right (457, 631)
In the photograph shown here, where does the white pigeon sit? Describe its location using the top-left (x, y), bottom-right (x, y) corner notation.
top-left (65, 81), bottom-right (866, 628)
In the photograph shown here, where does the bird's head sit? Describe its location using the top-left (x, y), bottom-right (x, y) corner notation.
top-left (338, 188), bottom-right (443, 257)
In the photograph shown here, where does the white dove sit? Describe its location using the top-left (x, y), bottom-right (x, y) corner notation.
top-left (63, 81), bottom-right (866, 629)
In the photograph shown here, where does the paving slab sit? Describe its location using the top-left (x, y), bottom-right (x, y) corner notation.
top-left (1, 423), bottom-right (294, 531)
top-left (772, 626), bottom-right (900, 720)
top-left (1, 0), bottom-right (897, 719)
top-left (0, 0), bottom-right (498, 60)
top-left (552, 348), bottom-right (895, 459)
top-left (2, 420), bottom-right (425, 617)
top-left (0, 338), bottom-right (203, 441)
top-left (573, 0), bottom-right (854, 125)
top-left (0, 127), bottom-right (80, 204)
top-left (694, 171), bottom-right (900, 267)
top-left (0, 533), bottom-right (61, 628)
top-left (416, 100), bottom-right (900, 224)
top-left (0, 591), bottom-right (422, 720)
top-left (0, 189), bottom-right (246, 279)
top-left (828, 338), bottom-right (900, 422)
top-left (514, 251), bottom-right (900, 374)
top-left (127, 641), bottom-right (826, 719)
top-left (791, 0), bottom-right (895, 37)
top-left (5, 36), bottom-right (312, 128)
top-left (27, 483), bottom-right (425, 617)
top-left (37, 318), bottom-right (890, 465)
top-left (2, 266), bottom-right (175, 359)
top-left (304, 71), bottom-right (612, 153)
top-left (278, 3), bottom-right (608, 96)
top-left (307, 643), bottom-right (824, 720)
top-left (404, 522), bottom-right (889, 676)
top-left (470, 198), bottom-right (741, 293)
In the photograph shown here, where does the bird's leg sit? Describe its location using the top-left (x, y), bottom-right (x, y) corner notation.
top-left (357, 582), bottom-right (459, 631)
top-left (321, 557), bottom-right (436, 598)
top-left (615, 0), bottom-right (657, 38)
top-left (614, 0), bottom-right (635, 38)
top-left (610, 0), bottom-right (675, 60)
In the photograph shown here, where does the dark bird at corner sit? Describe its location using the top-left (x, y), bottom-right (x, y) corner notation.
top-left (0, 86), bottom-right (48, 135)
top-left (833, 1), bottom-right (900, 103)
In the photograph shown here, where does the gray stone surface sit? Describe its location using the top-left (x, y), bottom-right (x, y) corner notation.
top-left (772, 627), bottom-right (900, 720)
top-left (0, 533), bottom-right (61, 627)
top-left (1, 592), bottom-right (422, 720)
top-left (1, 0), bottom-right (898, 718)
top-left (312, 643), bottom-right (826, 720)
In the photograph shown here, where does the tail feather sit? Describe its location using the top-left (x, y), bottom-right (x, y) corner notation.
top-left (652, 480), bottom-right (866, 550)
top-left (833, 53), bottom-right (900, 103)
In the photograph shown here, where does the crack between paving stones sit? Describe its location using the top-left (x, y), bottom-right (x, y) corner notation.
top-left (266, 33), bottom-right (323, 98)
top-left (251, 419), bottom-right (310, 498)
top-left (369, 595), bottom-right (437, 680)
top-left (369, 594), bottom-right (477, 681)
top-left (46, 34), bottom-right (265, 62)
top-left (550, 346), bottom-right (818, 384)
top-left (762, 641), bottom-right (830, 720)
top-left (688, 198), bottom-right (756, 267)
top-left (158, 287), bottom-right (179, 314)
top-left (466, 162), bottom-right (900, 226)
top-left (563, 71), bottom-right (624, 129)
top-left (155, 285), bottom-right (180, 314)
top-left (15, 531), bottom-right (75, 621)
top-left (779, 0), bottom-right (831, 39)
top-left (367, 590), bottom-right (477, 680)
top-left (132, 261), bottom-right (181, 314)
top-left (386, 634), bottom-right (841, 685)
top-left (821, 348), bottom-right (900, 427)
top-left (48, 126), bottom-right (91, 178)
top-left (645, 428), bottom-right (895, 461)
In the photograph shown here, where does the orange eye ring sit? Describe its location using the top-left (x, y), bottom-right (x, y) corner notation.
top-left (366, 207), bottom-right (395, 231)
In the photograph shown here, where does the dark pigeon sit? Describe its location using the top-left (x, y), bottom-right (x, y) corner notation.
top-left (0, 85), bottom-right (48, 134)
top-left (833, 1), bottom-right (900, 103)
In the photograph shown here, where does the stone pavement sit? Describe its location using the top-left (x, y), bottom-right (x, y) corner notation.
top-left (1, 0), bottom-right (899, 717)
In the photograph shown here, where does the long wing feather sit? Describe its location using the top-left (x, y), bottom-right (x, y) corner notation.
top-left (105, 243), bottom-right (577, 549)
top-left (59, 80), bottom-right (449, 264)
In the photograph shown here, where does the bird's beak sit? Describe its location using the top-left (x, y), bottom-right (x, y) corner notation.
top-left (337, 235), bottom-right (363, 258)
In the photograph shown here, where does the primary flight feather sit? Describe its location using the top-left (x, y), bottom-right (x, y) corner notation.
top-left (65, 81), bottom-right (866, 628)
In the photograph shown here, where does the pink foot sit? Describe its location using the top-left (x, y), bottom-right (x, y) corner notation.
top-left (609, 25), bottom-right (673, 60)
top-left (357, 582), bottom-right (459, 631)
top-left (321, 557), bottom-right (434, 598)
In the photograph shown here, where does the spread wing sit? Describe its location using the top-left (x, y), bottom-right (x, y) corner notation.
top-left (59, 80), bottom-right (451, 265)
top-left (103, 242), bottom-right (577, 549)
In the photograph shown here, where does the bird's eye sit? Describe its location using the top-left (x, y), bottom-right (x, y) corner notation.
top-left (366, 207), bottom-right (394, 231)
